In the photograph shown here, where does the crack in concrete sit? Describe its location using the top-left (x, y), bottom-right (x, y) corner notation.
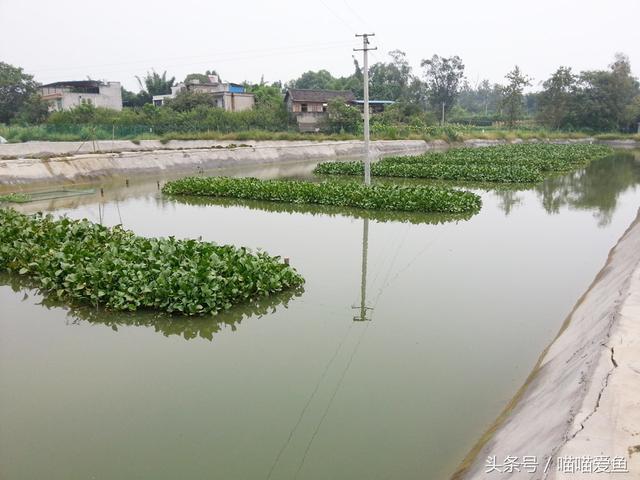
top-left (542, 344), bottom-right (619, 479)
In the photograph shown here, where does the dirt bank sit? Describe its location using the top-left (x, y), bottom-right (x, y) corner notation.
top-left (456, 209), bottom-right (640, 479)
top-left (0, 140), bottom-right (430, 185)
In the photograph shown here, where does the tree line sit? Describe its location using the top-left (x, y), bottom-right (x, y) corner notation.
top-left (1, 51), bottom-right (639, 133)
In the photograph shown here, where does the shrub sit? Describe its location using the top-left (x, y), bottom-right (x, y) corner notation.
top-left (0, 208), bottom-right (304, 315)
top-left (162, 176), bottom-right (482, 214)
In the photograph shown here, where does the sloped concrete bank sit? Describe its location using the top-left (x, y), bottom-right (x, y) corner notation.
top-left (0, 137), bottom-right (638, 160)
top-left (0, 140), bottom-right (428, 185)
top-left (456, 209), bottom-right (640, 480)
top-left (0, 137), bottom-right (637, 185)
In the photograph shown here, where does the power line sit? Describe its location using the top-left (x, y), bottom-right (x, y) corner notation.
top-left (293, 321), bottom-right (370, 479)
top-left (341, 0), bottom-right (369, 29)
top-left (26, 41), bottom-right (353, 75)
top-left (318, 0), bottom-right (357, 33)
top-left (264, 321), bottom-right (356, 480)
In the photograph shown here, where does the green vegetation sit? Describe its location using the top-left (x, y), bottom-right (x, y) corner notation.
top-left (3, 121), bottom-right (638, 145)
top-left (314, 144), bottom-right (613, 183)
top-left (316, 160), bottom-right (542, 183)
top-left (1, 52), bottom-right (637, 143)
top-left (168, 193), bottom-right (477, 225)
top-left (0, 208), bottom-right (304, 315)
top-left (2, 271), bottom-right (302, 342)
top-left (162, 176), bottom-right (482, 214)
top-left (0, 192), bottom-right (31, 203)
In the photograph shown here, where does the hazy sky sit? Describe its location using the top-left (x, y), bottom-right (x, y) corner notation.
top-left (1, 0), bottom-right (638, 92)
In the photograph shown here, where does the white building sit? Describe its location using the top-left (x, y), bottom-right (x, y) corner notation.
top-left (152, 74), bottom-right (254, 112)
top-left (40, 80), bottom-right (123, 111)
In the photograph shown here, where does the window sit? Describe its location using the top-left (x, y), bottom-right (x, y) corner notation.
top-left (301, 103), bottom-right (308, 112)
top-left (322, 103), bottom-right (328, 113)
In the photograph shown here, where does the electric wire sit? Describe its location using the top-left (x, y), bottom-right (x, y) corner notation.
top-left (373, 226), bottom-right (451, 308)
top-left (34, 44), bottom-right (355, 83)
top-left (317, 0), bottom-right (357, 33)
top-left (27, 41), bottom-right (354, 75)
top-left (293, 321), bottom-right (370, 479)
top-left (264, 320), bottom-right (356, 480)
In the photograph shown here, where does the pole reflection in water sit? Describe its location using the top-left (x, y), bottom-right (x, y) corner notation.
top-left (353, 218), bottom-right (372, 322)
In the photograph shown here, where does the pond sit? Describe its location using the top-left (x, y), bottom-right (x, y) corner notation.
top-left (1, 150), bottom-right (639, 480)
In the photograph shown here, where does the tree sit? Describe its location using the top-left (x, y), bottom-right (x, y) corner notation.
top-left (456, 79), bottom-right (503, 118)
top-left (164, 90), bottom-right (216, 112)
top-left (288, 62), bottom-right (363, 98)
top-left (0, 62), bottom-right (42, 124)
top-left (500, 66), bottom-right (531, 128)
top-left (624, 94), bottom-right (640, 132)
top-left (13, 94), bottom-right (49, 124)
top-left (121, 87), bottom-right (150, 108)
top-left (420, 55), bottom-right (465, 120)
top-left (184, 73), bottom-right (211, 84)
top-left (290, 69), bottom-right (337, 90)
top-left (247, 83), bottom-right (283, 109)
top-left (575, 53), bottom-right (639, 131)
top-left (537, 67), bottom-right (578, 129)
top-left (325, 97), bottom-right (361, 133)
top-left (368, 50), bottom-right (413, 101)
top-left (136, 70), bottom-right (175, 97)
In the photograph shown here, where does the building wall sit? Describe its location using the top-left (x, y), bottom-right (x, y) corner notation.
top-left (291, 101), bottom-right (326, 113)
top-left (222, 93), bottom-right (255, 112)
top-left (43, 82), bottom-right (123, 111)
top-left (294, 112), bottom-right (327, 132)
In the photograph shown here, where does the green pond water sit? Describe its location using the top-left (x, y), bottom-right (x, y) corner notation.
top-left (1, 151), bottom-right (640, 480)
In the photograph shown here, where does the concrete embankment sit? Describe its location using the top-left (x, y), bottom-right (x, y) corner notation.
top-left (457, 209), bottom-right (640, 479)
top-left (0, 139), bottom-right (428, 185)
top-left (0, 137), bottom-right (637, 185)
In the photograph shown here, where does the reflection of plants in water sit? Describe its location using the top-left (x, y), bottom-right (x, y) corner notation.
top-left (1, 272), bottom-right (304, 342)
top-left (158, 194), bottom-right (477, 226)
top-left (535, 153), bottom-right (640, 226)
top-left (494, 190), bottom-right (524, 216)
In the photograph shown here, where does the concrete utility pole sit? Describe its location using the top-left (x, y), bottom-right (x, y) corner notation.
top-left (441, 101), bottom-right (445, 125)
top-left (354, 33), bottom-right (377, 186)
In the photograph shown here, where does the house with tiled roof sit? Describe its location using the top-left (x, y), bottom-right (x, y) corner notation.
top-left (284, 88), bottom-right (356, 132)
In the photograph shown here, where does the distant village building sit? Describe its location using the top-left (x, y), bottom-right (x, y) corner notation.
top-left (284, 89), bottom-right (356, 132)
top-left (153, 74), bottom-right (255, 112)
top-left (40, 81), bottom-right (123, 111)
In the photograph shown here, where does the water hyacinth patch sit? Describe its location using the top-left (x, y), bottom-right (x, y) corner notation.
top-left (314, 143), bottom-right (613, 183)
top-left (315, 161), bottom-right (542, 183)
top-left (0, 208), bottom-right (304, 316)
top-left (383, 144), bottom-right (613, 171)
top-left (162, 176), bottom-right (482, 214)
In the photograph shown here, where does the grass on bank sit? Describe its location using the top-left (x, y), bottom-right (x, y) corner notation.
top-left (0, 208), bottom-right (304, 316)
top-left (0, 193), bottom-right (31, 203)
top-left (314, 144), bottom-right (614, 183)
top-left (1, 124), bottom-right (638, 144)
top-left (161, 177), bottom-right (482, 215)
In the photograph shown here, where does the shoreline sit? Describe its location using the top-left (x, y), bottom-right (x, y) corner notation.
top-left (0, 137), bottom-right (637, 186)
top-left (0, 139), bottom-right (427, 185)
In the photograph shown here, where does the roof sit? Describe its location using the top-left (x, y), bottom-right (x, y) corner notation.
top-left (40, 80), bottom-right (105, 89)
top-left (285, 89), bottom-right (356, 103)
top-left (353, 100), bottom-right (395, 105)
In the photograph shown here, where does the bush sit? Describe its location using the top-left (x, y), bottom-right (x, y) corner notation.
top-left (0, 208), bottom-right (304, 315)
top-left (326, 97), bottom-right (362, 134)
top-left (162, 176), bottom-right (482, 214)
